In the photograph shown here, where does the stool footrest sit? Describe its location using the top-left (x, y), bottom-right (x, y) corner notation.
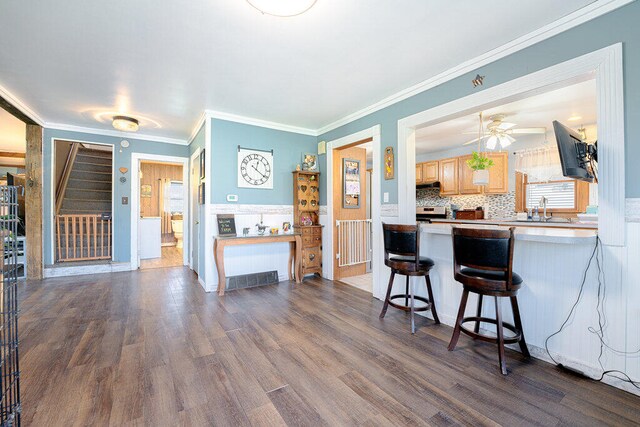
top-left (387, 294), bottom-right (431, 312)
top-left (459, 316), bottom-right (522, 344)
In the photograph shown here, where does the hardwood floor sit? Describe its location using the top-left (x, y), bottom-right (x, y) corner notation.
top-left (18, 268), bottom-right (640, 426)
top-left (140, 246), bottom-right (183, 270)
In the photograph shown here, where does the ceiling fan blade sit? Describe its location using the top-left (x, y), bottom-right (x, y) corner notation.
top-left (510, 127), bottom-right (546, 134)
top-left (462, 130), bottom-right (489, 135)
top-left (463, 137), bottom-right (481, 146)
top-left (497, 122), bottom-right (517, 130)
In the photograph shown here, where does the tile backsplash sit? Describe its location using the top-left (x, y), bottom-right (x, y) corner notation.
top-left (416, 188), bottom-right (516, 219)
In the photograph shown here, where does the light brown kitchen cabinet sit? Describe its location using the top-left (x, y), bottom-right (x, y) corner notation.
top-left (415, 164), bottom-right (423, 184)
top-left (422, 161), bottom-right (439, 183)
top-left (439, 157), bottom-right (459, 195)
top-left (484, 152), bottom-right (509, 194)
top-left (458, 154), bottom-right (483, 195)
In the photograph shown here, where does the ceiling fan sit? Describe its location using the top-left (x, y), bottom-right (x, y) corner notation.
top-left (463, 114), bottom-right (546, 149)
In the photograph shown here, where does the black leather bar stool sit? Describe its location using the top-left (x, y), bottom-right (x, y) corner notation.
top-left (447, 226), bottom-right (530, 375)
top-left (379, 223), bottom-right (440, 334)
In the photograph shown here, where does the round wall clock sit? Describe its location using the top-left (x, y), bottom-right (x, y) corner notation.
top-left (237, 148), bottom-right (274, 189)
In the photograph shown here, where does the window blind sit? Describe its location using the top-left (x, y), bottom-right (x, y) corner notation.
top-left (525, 181), bottom-right (575, 209)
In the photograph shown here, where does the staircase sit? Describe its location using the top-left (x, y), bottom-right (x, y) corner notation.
top-left (56, 145), bottom-right (113, 262)
top-left (59, 146), bottom-right (113, 215)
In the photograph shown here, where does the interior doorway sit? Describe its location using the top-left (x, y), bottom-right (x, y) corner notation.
top-left (332, 138), bottom-right (373, 292)
top-left (138, 160), bottom-right (185, 269)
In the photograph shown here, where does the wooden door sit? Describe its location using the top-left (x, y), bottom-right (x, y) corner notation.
top-left (415, 164), bottom-right (423, 184)
top-left (422, 161), bottom-right (439, 182)
top-left (439, 157), bottom-right (459, 196)
top-left (458, 155), bottom-right (483, 194)
top-left (333, 146), bottom-right (367, 280)
top-left (485, 152), bottom-right (509, 194)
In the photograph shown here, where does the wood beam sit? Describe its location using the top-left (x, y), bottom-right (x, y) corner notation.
top-left (25, 124), bottom-right (43, 280)
top-left (0, 95), bottom-right (37, 125)
top-left (0, 152), bottom-right (26, 159)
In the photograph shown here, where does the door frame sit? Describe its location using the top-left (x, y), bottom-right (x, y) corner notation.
top-left (397, 43), bottom-right (624, 246)
top-left (325, 125), bottom-right (382, 298)
top-left (130, 152), bottom-right (190, 269)
top-left (189, 147), bottom-right (202, 272)
top-left (50, 138), bottom-right (115, 263)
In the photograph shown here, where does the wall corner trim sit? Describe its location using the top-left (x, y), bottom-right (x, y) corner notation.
top-left (204, 110), bottom-right (318, 136)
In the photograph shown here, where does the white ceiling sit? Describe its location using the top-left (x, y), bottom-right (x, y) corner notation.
top-left (415, 79), bottom-right (597, 155)
top-left (0, 0), bottom-right (596, 141)
top-left (0, 107), bottom-right (26, 152)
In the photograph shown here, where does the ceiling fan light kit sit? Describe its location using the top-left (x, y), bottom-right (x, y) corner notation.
top-left (246, 0), bottom-right (317, 17)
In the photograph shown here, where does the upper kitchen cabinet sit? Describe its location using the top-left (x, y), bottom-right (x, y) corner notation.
top-left (458, 154), bottom-right (483, 195)
top-left (422, 161), bottom-right (439, 183)
top-left (439, 157), bottom-right (459, 195)
top-left (415, 164), bottom-right (423, 184)
top-left (485, 152), bottom-right (509, 194)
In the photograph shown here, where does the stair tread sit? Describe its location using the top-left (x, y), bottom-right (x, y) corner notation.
top-left (71, 170), bottom-right (112, 175)
top-left (68, 178), bottom-right (112, 183)
top-left (66, 187), bottom-right (112, 192)
top-left (74, 161), bottom-right (112, 167)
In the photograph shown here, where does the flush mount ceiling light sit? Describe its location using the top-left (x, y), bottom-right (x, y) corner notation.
top-left (112, 115), bottom-right (139, 132)
top-left (246, 0), bottom-right (317, 17)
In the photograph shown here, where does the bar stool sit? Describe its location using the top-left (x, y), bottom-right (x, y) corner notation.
top-left (379, 223), bottom-right (440, 334)
top-left (447, 226), bottom-right (530, 375)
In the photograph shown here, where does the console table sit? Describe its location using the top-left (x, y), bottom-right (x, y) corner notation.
top-left (214, 233), bottom-right (303, 296)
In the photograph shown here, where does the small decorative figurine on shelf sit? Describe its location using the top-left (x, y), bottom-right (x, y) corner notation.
top-left (296, 164), bottom-right (301, 171)
top-left (270, 227), bottom-right (279, 235)
top-left (282, 222), bottom-right (291, 233)
top-left (256, 221), bottom-right (267, 235)
top-left (243, 227), bottom-right (250, 236)
top-left (301, 214), bottom-right (313, 226)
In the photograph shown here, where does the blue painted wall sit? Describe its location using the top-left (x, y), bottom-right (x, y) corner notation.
top-left (210, 118), bottom-right (317, 205)
top-left (318, 1), bottom-right (640, 200)
top-left (43, 129), bottom-right (189, 265)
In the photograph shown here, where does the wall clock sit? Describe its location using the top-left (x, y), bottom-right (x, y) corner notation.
top-left (237, 147), bottom-right (274, 189)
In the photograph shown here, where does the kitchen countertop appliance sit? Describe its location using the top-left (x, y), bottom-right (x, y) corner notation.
top-left (416, 206), bottom-right (447, 222)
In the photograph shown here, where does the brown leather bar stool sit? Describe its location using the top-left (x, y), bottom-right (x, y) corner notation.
top-left (379, 223), bottom-right (440, 334)
top-left (447, 226), bottom-right (530, 375)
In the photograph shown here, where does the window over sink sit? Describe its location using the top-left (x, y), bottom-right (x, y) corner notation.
top-left (515, 172), bottom-right (589, 214)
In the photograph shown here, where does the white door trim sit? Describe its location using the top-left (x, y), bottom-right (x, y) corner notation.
top-left (50, 138), bottom-right (115, 263)
top-left (325, 125), bottom-right (383, 298)
top-left (397, 43), bottom-right (625, 246)
top-left (189, 147), bottom-right (202, 271)
top-left (130, 153), bottom-right (190, 269)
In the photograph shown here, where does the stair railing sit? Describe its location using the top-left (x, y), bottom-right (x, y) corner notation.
top-left (55, 142), bottom-right (80, 216)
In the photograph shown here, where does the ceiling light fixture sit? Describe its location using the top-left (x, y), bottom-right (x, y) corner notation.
top-left (112, 115), bottom-right (139, 132)
top-left (246, 0), bottom-right (317, 17)
top-left (568, 115), bottom-right (582, 122)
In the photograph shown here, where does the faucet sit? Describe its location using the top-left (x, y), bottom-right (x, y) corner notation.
top-left (539, 196), bottom-right (551, 222)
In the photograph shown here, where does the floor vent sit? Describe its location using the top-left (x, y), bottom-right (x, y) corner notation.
top-left (226, 270), bottom-right (279, 291)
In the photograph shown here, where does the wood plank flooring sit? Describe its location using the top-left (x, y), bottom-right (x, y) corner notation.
top-left (18, 268), bottom-right (640, 426)
top-left (140, 246), bottom-right (183, 270)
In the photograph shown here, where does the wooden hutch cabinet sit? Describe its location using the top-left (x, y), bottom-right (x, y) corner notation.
top-left (292, 171), bottom-right (322, 277)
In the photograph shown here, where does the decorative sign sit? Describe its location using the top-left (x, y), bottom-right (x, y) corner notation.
top-left (384, 147), bottom-right (394, 180)
top-left (140, 184), bottom-right (152, 198)
top-left (199, 150), bottom-right (206, 179)
top-left (198, 183), bottom-right (205, 205)
top-left (217, 214), bottom-right (237, 237)
top-left (343, 158), bottom-right (361, 209)
top-left (119, 167), bottom-right (128, 174)
top-left (302, 153), bottom-right (318, 171)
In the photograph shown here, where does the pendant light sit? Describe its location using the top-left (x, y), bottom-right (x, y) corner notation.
top-left (472, 112), bottom-right (490, 186)
top-left (246, 0), bottom-right (317, 17)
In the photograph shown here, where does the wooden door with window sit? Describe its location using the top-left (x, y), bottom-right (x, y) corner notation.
top-left (333, 145), bottom-right (367, 280)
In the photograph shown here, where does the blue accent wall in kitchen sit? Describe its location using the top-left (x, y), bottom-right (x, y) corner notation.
top-left (317, 1), bottom-right (640, 200)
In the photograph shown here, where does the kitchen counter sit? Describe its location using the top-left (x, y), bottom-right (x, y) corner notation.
top-left (429, 218), bottom-right (597, 230)
top-left (420, 221), bottom-right (596, 244)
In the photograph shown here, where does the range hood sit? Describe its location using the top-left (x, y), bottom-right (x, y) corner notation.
top-left (416, 181), bottom-right (440, 189)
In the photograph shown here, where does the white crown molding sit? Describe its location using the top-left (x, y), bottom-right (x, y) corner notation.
top-left (316, 0), bottom-right (634, 135)
top-left (626, 198), bottom-right (640, 222)
top-left (45, 122), bottom-right (188, 145)
top-left (188, 111), bottom-right (207, 144)
top-left (0, 83), bottom-right (45, 125)
top-left (205, 110), bottom-right (318, 136)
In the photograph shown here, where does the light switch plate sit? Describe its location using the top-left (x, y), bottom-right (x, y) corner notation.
top-left (383, 192), bottom-right (389, 203)
top-left (226, 194), bottom-right (238, 202)
top-left (122, 196), bottom-right (128, 205)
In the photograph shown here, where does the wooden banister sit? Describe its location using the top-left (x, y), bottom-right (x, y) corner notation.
top-left (55, 142), bottom-right (80, 216)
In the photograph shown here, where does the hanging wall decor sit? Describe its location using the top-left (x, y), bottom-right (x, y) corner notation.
top-left (384, 147), bottom-right (394, 180)
top-left (343, 158), bottom-right (361, 209)
top-left (140, 184), bottom-right (152, 198)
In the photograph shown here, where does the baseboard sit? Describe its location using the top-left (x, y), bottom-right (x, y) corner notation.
top-left (44, 262), bottom-right (133, 278)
